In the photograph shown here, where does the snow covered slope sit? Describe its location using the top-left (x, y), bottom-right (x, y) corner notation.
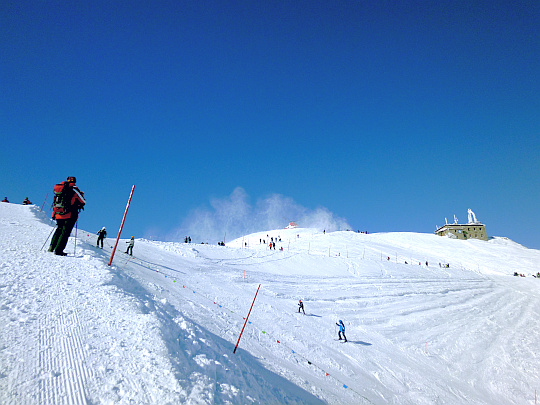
top-left (1, 203), bottom-right (540, 404)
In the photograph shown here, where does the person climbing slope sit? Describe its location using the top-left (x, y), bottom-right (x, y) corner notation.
top-left (96, 227), bottom-right (107, 248)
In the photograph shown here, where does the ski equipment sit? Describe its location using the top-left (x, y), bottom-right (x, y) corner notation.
top-left (52, 182), bottom-right (72, 217)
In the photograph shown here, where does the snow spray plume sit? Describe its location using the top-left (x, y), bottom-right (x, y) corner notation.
top-left (169, 187), bottom-right (351, 243)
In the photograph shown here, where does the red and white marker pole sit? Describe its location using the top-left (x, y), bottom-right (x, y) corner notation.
top-left (108, 185), bottom-right (135, 266)
top-left (234, 284), bottom-right (261, 354)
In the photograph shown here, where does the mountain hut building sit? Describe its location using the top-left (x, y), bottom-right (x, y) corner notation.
top-left (435, 209), bottom-right (488, 241)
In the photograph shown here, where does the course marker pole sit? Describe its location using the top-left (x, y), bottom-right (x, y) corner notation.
top-left (233, 284), bottom-right (261, 354)
top-left (108, 185), bottom-right (135, 266)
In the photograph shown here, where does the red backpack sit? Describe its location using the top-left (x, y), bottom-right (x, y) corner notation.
top-left (52, 182), bottom-right (73, 217)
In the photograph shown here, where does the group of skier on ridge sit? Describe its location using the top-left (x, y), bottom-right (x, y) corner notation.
top-left (298, 299), bottom-right (347, 342)
top-left (2, 196), bottom-right (32, 204)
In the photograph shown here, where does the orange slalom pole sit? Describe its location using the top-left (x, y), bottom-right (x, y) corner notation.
top-left (108, 185), bottom-right (135, 266)
top-left (233, 284), bottom-right (261, 354)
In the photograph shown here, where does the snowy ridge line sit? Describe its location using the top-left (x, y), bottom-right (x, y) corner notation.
top-left (243, 237), bottom-right (485, 278)
top-left (109, 249), bottom-right (375, 403)
top-left (79, 232), bottom-right (478, 278)
top-left (248, 234), bottom-right (436, 266)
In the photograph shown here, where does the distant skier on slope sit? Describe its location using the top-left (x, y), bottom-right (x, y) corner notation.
top-left (125, 236), bottom-right (134, 255)
top-left (96, 227), bottom-right (107, 248)
top-left (336, 320), bottom-right (347, 342)
top-left (298, 299), bottom-right (305, 315)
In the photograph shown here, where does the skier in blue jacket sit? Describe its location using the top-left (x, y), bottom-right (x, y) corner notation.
top-left (336, 320), bottom-right (347, 342)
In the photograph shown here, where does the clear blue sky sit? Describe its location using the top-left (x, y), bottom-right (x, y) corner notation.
top-left (1, 1), bottom-right (539, 248)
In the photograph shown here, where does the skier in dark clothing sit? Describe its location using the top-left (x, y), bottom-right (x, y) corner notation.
top-left (96, 227), bottom-right (107, 248)
top-left (125, 236), bottom-right (134, 255)
top-left (336, 320), bottom-right (347, 342)
top-left (22, 197), bottom-right (32, 205)
top-left (48, 176), bottom-right (85, 256)
top-left (298, 300), bottom-right (305, 315)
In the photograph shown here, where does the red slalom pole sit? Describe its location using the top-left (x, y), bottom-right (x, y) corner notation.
top-left (108, 185), bottom-right (135, 266)
top-left (233, 284), bottom-right (261, 354)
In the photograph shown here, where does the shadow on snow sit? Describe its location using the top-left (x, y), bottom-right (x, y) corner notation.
top-left (105, 261), bottom-right (325, 404)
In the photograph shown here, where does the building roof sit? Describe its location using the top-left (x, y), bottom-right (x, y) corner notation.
top-left (435, 222), bottom-right (485, 233)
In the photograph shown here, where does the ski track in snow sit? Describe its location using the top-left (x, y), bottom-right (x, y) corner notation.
top-left (1, 219), bottom-right (92, 404)
top-left (1, 204), bottom-right (540, 404)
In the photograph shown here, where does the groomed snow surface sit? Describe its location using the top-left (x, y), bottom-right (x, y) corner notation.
top-left (1, 203), bottom-right (540, 405)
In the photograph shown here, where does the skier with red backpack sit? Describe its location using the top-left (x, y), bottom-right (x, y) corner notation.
top-left (48, 176), bottom-right (85, 256)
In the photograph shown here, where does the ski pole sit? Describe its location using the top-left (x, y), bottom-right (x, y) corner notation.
top-left (74, 221), bottom-right (78, 256)
top-left (40, 193), bottom-right (48, 212)
top-left (41, 226), bottom-right (56, 251)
